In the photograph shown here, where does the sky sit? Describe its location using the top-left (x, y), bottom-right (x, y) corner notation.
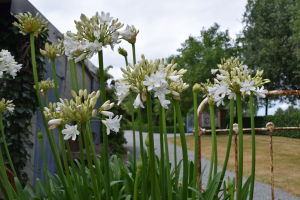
top-left (27, 0), bottom-right (295, 116)
top-left (27, 0), bottom-right (247, 81)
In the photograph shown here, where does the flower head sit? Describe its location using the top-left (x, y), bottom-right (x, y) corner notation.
top-left (133, 93), bottom-right (145, 109)
top-left (98, 12), bottom-right (113, 25)
top-left (0, 98), bottom-right (14, 114)
top-left (13, 12), bottom-right (49, 36)
top-left (0, 49), bottom-right (22, 79)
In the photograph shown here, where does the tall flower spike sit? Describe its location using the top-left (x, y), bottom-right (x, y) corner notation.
top-left (13, 12), bottom-right (49, 36)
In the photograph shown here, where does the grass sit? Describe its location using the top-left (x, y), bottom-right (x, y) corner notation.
top-left (168, 133), bottom-right (300, 197)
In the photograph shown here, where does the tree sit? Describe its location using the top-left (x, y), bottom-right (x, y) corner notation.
top-left (241, 0), bottom-right (299, 106)
top-left (274, 106), bottom-right (300, 115)
top-left (166, 23), bottom-right (239, 117)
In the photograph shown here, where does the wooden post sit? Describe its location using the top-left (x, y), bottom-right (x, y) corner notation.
top-left (266, 122), bottom-right (275, 200)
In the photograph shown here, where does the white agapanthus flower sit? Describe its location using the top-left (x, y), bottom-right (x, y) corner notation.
top-left (102, 115), bottom-right (122, 135)
top-left (167, 75), bottom-right (182, 82)
top-left (240, 80), bottom-right (256, 95)
top-left (100, 111), bottom-right (114, 118)
top-left (211, 69), bottom-right (218, 75)
top-left (116, 91), bottom-right (130, 106)
top-left (115, 81), bottom-right (131, 105)
top-left (98, 11), bottom-right (113, 25)
top-left (158, 95), bottom-right (171, 109)
top-left (48, 118), bottom-right (63, 126)
top-left (143, 74), bottom-right (162, 91)
top-left (214, 82), bottom-right (230, 98)
top-left (254, 86), bottom-right (267, 100)
top-left (6, 107), bottom-right (14, 114)
top-left (0, 49), bottom-right (22, 79)
top-left (117, 25), bottom-right (131, 39)
top-left (62, 124), bottom-right (80, 140)
top-left (153, 81), bottom-right (170, 99)
top-left (133, 93), bottom-right (144, 109)
top-left (207, 86), bottom-right (218, 96)
top-left (214, 96), bottom-right (225, 107)
top-left (227, 91), bottom-right (237, 100)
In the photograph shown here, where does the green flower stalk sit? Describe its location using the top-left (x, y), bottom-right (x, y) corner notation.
top-left (159, 105), bottom-right (165, 199)
top-left (38, 130), bottom-right (53, 200)
top-left (249, 93), bottom-right (256, 200)
top-left (217, 98), bottom-right (234, 192)
top-left (162, 106), bottom-right (172, 199)
top-left (69, 59), bottom-right (76, 92)
top-left (236, 93), bottom-right (244, 199)
top-left (192, 83), bottom-right (200, 200)
top-left (173, 101), bottom-right (178, 190)
top-left (73, 59), bottom-right (80, 92)
top-left (0, 141), bottom-right (14, 199)
top-left (13, 11), bottom-right (73, 198)
top-left (51, 59), bottom-right (60, 102)
top-left (0, 99), bottom-right (16, 176)
top-left (82, 61), bottom-right (85, 90)
top-left (173, 99), bottom-right (188, 200)
top-left (134, 157), bottom-right (143, 200)
top-left (207, 104), bottom-right (217, 186)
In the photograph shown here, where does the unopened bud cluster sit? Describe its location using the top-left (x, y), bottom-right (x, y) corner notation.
top-left (44, 89), bottom-right (115, 129)
top-left (122, 25), bottom-right (139, 44)
top-left (34, 78), bottom-right (55, 95)
top-left (13, 12), bottom-right (49, 36)
top-left (118, 47), bottom-right (128, 57)
top-left (0, 98), bottom-right (14, 114)
top-left (116, 55), bottom-right (188, 109)
top-left (40, 42), bottom-right (65, 59)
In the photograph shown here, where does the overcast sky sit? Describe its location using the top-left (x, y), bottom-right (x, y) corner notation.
top-left (28, 0), bottom-right (247, 81)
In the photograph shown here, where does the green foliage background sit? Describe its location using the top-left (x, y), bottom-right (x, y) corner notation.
top-left (0, 8), bottom-right (47, 185)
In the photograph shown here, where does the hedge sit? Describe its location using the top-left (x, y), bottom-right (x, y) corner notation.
top-left (221, 113), bottom-right (300, 138)
top-left (123, 125), bottom-right (186, 134)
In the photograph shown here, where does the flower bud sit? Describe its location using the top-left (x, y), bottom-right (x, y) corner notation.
top-left (71, 90), bottom-right (77, 98)
top-left (193, 83), bottom-right (201, 93)
top-left (38, 130), bottom-right (43, 139)
top-left (137, 157), bottom-right (143, 170)
top-left (145, 134), bottom-right (150, 147)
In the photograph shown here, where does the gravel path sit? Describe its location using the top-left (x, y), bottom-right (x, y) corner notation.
top-left (123, 130), bottom-right (300, 200)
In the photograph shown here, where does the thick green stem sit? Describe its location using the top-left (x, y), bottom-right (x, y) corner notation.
top-left (69, 59), bottom-right (76, 92)
top-left (173, 102), bottom-right (178, 190)
top-left (51, 59), bottom-right (60, 102)
top-left (65, 141), bottom-right (83, 200)
top-left (81, 61), bottom-right (85, 90)
top-left (162, 106), bottom-right (172, 199)
top-left (207, 105), bottom-right (217, 186)
top-left (249, 93), bottom-right (256, 200)
top-left (192, 92), bottom-right (198, 200)
top-left (159, 105), bottom-right (165, 199)
top-left (38, 130), bottom-right (53, 200)
top-left (0, 147), bottom-right (14, 199)
top-left (211, 106), bottom-right (218, 177)
top-left (73, 60), bottom-right (80, 92)
top-left (77, 125), bottom-right (88, 197)
top-left (82, 122), bottom-right (100, 200)
top-left (30, 33), bottom-right (72, 200)
top-left (129, 94), bottom-right (136, 176)
top-left (217, 99), bottom-right (234, 192)
top-left (86, 122), bottom-right (107, 200)
top-left (146, 92), bottom-right (158, 199)
top-left (0, 113), bottom-right (16, 176)
top-left (58, 126), bottom-right (76, 200)
top-left (138, 107), bottom-right (147, 200)
top-left (98, 50), bottom-right (111, 198)
top-left (134, 169), bottom-right (141, 200)
top-left (173, 99), bottom-right (188, 199)
top-left (132, 44), bottom-right (136, 65)
top-left (236, 93), bottom-right (244, 199)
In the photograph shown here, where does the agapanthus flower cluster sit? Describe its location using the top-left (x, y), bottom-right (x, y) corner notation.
top-left (12, 12), bottom-right (49, 36)
top-left (44, 89), bottom-right (121, 138)
top-left (33, 78), bottom-right (55, 97)
top-left (0, 49), bottom-right (22, 79)
top-left (116, 55), bottom-right (188, 109)
top-left (0, 98), bottom-right (14, 114)
top-left (200, 57), bottom-right (270, 107)
top-left (121, 25), bottom-right (139, 44)
top-left (40, 42), bottom-right (65, 60)
top-left (63, 11), bottom-right (132, 63)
